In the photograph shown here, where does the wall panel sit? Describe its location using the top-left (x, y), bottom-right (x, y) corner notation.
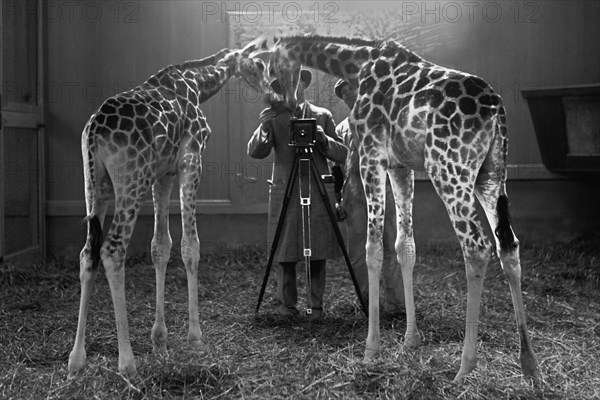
top-left (44, 1), bottom-right (600, 257)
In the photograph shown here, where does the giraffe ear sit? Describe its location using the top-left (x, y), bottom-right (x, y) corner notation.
top-left (247, 49), bottom-right (272, 64)
top-left (242, 35), bottom-right (274, 57)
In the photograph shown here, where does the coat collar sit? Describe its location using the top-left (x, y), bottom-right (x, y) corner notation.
top-left (297, 102), bottom-right (314, 118)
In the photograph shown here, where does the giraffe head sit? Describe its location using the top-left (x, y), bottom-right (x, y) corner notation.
top-left (250, 36), bottom-right (302, 111)
top-left (217, 38), bottom-right (281, 105)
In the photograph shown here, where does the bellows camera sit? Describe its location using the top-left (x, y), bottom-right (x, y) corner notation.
top-left (289, 118), bottom-right (317, 147)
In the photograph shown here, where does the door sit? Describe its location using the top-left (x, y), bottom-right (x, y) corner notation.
top-left (0, 0), bottom-right (45, 263)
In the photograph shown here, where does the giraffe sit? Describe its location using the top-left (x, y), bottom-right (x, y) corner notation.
top-left (68, 39), bottom-right (275, 378)
top-left (254, 34), bottom-right (538, 380)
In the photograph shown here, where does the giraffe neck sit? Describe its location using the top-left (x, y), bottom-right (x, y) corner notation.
top-left (145, 51), bottom-right (236, 105)
top-left (197, 64), bottom-right (234, 102)
top-left (279, 36), bottom-right (418, 86)
top-left (180, 60), bottom-right (234, 103)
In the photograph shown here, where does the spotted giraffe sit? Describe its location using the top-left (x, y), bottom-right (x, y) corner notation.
top-left (68, 39), bottom-right (275, 378)
top-left (255, 34), bottom-right (538, 379)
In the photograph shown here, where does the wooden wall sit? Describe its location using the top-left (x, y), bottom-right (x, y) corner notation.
top-left (46, 2), bottom-right (233, 215)
top-left (44, 1), bottom-right (600, 257)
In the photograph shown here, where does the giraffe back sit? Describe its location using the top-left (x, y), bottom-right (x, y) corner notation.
top-left (350, 41), bottom-right (506, 179)
top-left (83, 64), bottom-right (223, 186)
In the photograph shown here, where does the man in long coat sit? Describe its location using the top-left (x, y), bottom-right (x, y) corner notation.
top-left (248, 70), bottom-right (347, 319)
top-left (333, 79), bottom-right (405, 313)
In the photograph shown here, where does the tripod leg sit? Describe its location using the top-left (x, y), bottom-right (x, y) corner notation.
top-left (298, 156), bottom-right (313, 314)
top-left (308, 153), bottom-right (368, 317)
top-left (256, 157), bottom-right (300, 313)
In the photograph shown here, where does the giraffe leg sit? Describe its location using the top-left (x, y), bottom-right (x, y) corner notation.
top-left (361, 162), bottom-right (387, 362)
top-left (387, 168), bottom-right (419, 348)
top-left (179, 160), bottom-right (203, 349)
top-left (381, 182), bottom-right (405, 313)
top-left (102, 188), bottom-right (148, 378)
top-left (475, 181), bottom-right (538, 377)
top-left (68, 209), bottom-right (108, 377)
top-left (428, 165), bottom-right (492, 380)
top-left (456, 243), bottom-right (491, 380)
top-left (150, 175), bottom-right (175, 355)
top-left (68, 167), bottom-right (110, 377)
top-left (342, 173), bottom-right (370, 306)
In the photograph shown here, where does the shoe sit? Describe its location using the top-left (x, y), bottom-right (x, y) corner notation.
top-left (276, 304), bottom-right (299, 316)
top-left (307, 307), bottom-right (323, 321)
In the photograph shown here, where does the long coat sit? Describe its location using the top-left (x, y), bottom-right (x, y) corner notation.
top-left (248, 102), bottom-right (348, 262)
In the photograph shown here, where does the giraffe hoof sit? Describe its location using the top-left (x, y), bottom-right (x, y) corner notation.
top-left (67, 366), bottom-right (84, 380)
top-left (67, 350), bottom-right (86, 378)
top-left (453, 365), bottom-right (476, 381)
top-left (454, 358), bottom-right (477, 381)
top-left (153, 343), bottom-right (167, 356)
top-left (453, 371), bottom-right (468, 382)
top-left (188, 337), bottom-right (205, 351)
top-left (151, 325), bottom-right (168, 355)
top-left (520, 352), bottom-right (538, 377)
top-left (404, 331), bottom-right (421, 349)
top-left (118, 360), bottom-right (138, 380)
top-left (363, 347), bottom-right (380, 362)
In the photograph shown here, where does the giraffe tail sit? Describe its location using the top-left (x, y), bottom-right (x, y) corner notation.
top-left (81, 151), bottom-right (106, 264)
top-left (495, 195), bottom-right (517, 251)
top-left (81, 119), bottom-right (109, 264)
top-left (85, 215), bottom-right (103, 264)
top-left (491, 106), bottom-right (517, 251)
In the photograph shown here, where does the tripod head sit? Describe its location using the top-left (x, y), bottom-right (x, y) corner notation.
top-left (289, 118), bottom-right (317, 148)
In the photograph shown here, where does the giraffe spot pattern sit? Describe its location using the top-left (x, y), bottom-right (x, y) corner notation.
top-left (381, 45), bottom-right (397, 58)
top-left (112, 131), bottom-right (128, 146)
top-left (444, 81), bottom-right (462, 98)
top-left (328, 59), bottom-right (341, 76)
top-left (399, 77), bottom-right (415, 93)
top-left (435, 114), bottom-right (447, 125)
top-left (106, 115), bottom-right (119, 130)
top-left (379, 78), bottom-right (393, 95)
top-left (306, 53), bottom-right (314, 66)
top-left (414, 77), bottom-right (430, 91)
top-left (367, 108), bottom-right (387, 130)
top-left (374, 60), bottom-right (390, 78)
top-left (439, 100), bottom-right (456, 118)
top-left (119, 118), bottom-right (133, 131)
top-left (345, 63), bottom-right (360, 75)
top-left (392, 52), bottom-right (407, 67)
top-left (325, 44), bottom-right (338, 55)
top-left (382, 95), bottom-right (393, 114)
top-left (355, 47), bottom-right (369, 60)
top-left (316, 54), bottom-right (327, 70)
top-left (372, 92), bottom-right (384, 106)
top-left (459, 97), bottom-right (477, 115)
top-left (120, 103), bottom-right (134, 118)
top-left (359, 77), bottom-right (377, 96)
top-left (339, 49), bottom-right (352, 61)
top-left (413, 89), bottom-right (443, 108)
top-left (463, 76), bottom-right (487, 97)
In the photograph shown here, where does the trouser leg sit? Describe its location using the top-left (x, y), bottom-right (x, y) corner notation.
top-left (309, 259), bottom-right (326, 309)
top-left (276, 262), bottom-right (298, 308)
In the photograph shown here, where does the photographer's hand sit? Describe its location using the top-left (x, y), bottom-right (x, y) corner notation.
top-left (259, 108), bottom-right (277, 124)
top-left (258, 108), bottom-right (277, 141)
top-left (315, 125), bottom-right (329, 150)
